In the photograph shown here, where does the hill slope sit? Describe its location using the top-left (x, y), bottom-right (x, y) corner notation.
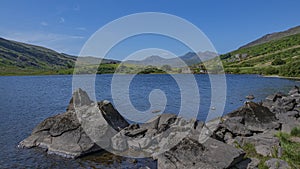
top-left (0, 37), bottom-right (120, 75)
top-left (221, 30), bottom-right (300, 77)
top-left (240, 25), bottom-right (300, 49)
top-left (0, 37), bottom-right (76, 74)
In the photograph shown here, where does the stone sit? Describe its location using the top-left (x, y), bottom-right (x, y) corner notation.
top-left (270, 96), bottom-right (297, 114)
top-left (255, 144), bottom-right (273, 157)
top-left (66, 88), bottom-right (92, 111)
top-left (265, 158), bottom-right (291, 169)
top-left (246, 94), bottom-right (255, 100)
top-left (156, 137), bottom-right (245, 169)
top-left (19, 89), bottom-right (129, 158)
top-left (277, 111), bottom-right (300, 133)
top-left (288, 86), bottom-right (299, 95)
top-left (234, 132), bottom-right (280, 157)
top-left (226, 102), bottom-right (280, 132)
top-left (111, 132), bottom-right (128, 152)
top-left (221, 117), bottom-right (253, 136)
top-left (19, 110), bottom-right (101, 158)
top-left (139, 166), bottom-right (150, 169)
top-left (125, 128), bottom-right (148, 138)
top-left (234, 158), bottom-right (260, 169)
top-left (97, 100), bottom-right (129, 131)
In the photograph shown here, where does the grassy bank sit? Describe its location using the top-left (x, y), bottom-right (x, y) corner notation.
top-left (236, 127), bottom-right (300, 169)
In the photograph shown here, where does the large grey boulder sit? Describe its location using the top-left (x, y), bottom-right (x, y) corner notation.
top-left (156, 137), bottom-right (245, 169)
top-left (213, 102), bottom-right (280, 143)
top-left (262, 86), bottom-right (300, 133)
top-left (66, 88), bottom-right (92, 111)
top-left (288, 86), bottom-right (299, 96)
top-left (111, 114), bottom-right (211, 157)
top-left (226, 102), bottom-right (279, 132)
top-left (234, 131), bottom-right (280, 157)
top-left (234, 158), bottom-right (260, 169)
top-left (265, 158), bottom-right (291, 169)
top-left (19, 88), bottom-right (129, 158)
top-left (264, 86), bottom-right (299, 114)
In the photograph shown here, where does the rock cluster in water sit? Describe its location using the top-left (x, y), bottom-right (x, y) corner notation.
top-left (19, 86), bottom-right (300, 169)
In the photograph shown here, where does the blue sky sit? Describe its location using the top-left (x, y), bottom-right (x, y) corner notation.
top-left (1, 0), bottom-right (300, 59)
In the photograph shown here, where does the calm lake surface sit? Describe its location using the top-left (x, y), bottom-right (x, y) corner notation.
top-left (0, 74), bottom-right (299, 168)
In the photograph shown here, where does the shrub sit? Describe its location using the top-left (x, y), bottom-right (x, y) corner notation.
top-left (272, 58), bottom-right (286, 65)
top-left (291, 127), bottom-right (300, 137)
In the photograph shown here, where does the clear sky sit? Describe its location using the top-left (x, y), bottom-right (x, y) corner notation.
top-left (1, 0), bottom-right (300, 59)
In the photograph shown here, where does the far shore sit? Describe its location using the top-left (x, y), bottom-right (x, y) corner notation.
top-left (263, 75), bottom-right (300, 80)
top-left (1, 71), bottom-right (300, 81)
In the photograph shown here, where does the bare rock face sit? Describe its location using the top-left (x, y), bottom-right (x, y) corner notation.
top-left (265, 158), bottom-right (291, 169)
top-left (66, 88), bottom-right (92, 111)
top-left (156, 137), bottom-right (245, 169)
top-left (19, 86), bottom-right (299, 168)
top-left (226, 101), bottom-right (280, 132)
top-left (213, 102), bottom-right (280, 144)
top-left (234, 131), bottom-right (280, 157)
top-left (19, 88), bottom-right (129, 158)
top-left (263, 86), bottom-right (300, 133)
top-left (234, 158), bottom-right (260, 169)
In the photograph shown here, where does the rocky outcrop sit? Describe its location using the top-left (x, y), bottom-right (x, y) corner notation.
top-left (156, 137), bottom-right (245, 169)
top-left (212, 101), bottom-right (280, 145)
top-left (265, 158), bottom-right (291, 169)
top-left (263, 85), bottom-right (300, 133)
top-left (234, 131), bottom-right (280, 157)
top-left (110, 114), bottom-right (245, 168)
top-left (19, 88), bottom-right (129, 158)
top-left (19, 86), bottom-right (300, 168)
top-left (234, 158), bottom-right (260, 169)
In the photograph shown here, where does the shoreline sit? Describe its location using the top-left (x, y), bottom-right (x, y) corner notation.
top-left (262, 74), bottom-right (300, 80)
top-left (1, 71), bottom-right (300, 81)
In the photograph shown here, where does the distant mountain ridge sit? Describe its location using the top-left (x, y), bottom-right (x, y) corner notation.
top-left (240, 25), bottom-right (300, 49)
top-left (124, 51), bottom-right (218, 67)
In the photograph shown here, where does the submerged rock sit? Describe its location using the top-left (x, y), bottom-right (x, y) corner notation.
top-left (246, 94), bottom-right (255, 100)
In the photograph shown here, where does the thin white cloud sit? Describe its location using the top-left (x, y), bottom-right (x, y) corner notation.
top-left (70, 35), bottom-right (85, 39)
top-left (59, 17), bottom-right (65, 23)
top-left (0, 29), bottom-right (86, 55)
top-left (40, 21), bottom-right (48, 26)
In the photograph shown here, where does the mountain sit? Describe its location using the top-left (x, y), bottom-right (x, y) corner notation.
top-left (124, 51), bottom-right (218, 67)
top-left (240, 25), bottom-right (300, 49)
top-left (0, 37), bottom-right (119, 75)
top-left (221, 27), bottom-right (300, 77)
top-left (76, 56), bottom-right (120, 65)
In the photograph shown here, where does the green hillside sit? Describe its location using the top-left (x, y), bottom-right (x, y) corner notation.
top-left (240, 25), bottom-right (300, 49)
top-left (0, 37), bottom-right (76, 75)
top-left (221, 32), bottom-right (300, 77)
top-left (0, 37), bottom-right (121, 75)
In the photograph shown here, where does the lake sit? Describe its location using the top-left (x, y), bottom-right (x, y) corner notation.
top-left (0, 74), bottom-right (299, 168)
